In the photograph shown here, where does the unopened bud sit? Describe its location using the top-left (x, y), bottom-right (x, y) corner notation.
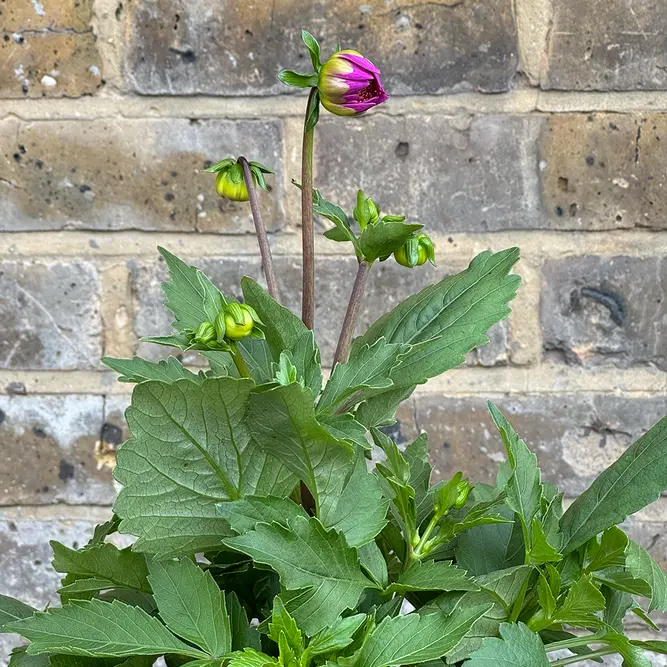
top-left (453, 479), bottom-right (472, 509)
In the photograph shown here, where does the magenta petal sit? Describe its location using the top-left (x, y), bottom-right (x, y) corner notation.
top-left (343, 100), bottom-right (377, 113)
top-left (339, 53), bottom-right (381, 76)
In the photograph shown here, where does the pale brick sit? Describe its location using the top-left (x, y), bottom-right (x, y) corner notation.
top-left (413, 394), bottom-right (667, 496)
top-left (0, 259), bottom-right (102, 370)
top-left (315, 114), bottom-right (542, 232)
top-left (540, 114), bottom-right (667, 230)
top-left (541, 256), bottom-right (667, 370)
top-left (124, 0), bottom-right (517, 96)
top-left (0, 0), bottom-right (94, 32)
top-left (0, 118), bottom-right (283, 232)
top-left (544, 0), bottom-right (667, 91)
top-left (0, 395), bottom-right (114, 505)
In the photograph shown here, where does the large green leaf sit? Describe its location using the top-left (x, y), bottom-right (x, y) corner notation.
top-left (308, 614), bottom-right (366, 658)
top-left (466, 622), bottom-right (549, 667)
top-left (349, 605), bottom-right (491, 667)
top-left (102, 356), bottom-right (200, 384)
top-left (352, 248), bottom-right (520, 388)
top-left (355, 385), bottom-right (415, 429)
top-left (386, 560), bottom-right (478, 595)
top-left (158, 247), bottom-right (226, 333)
top-left (358, 222), bottom-right (422, 262)
top-left (148, 558), bottom-right (230, 658)
top-left (552, 575), bottom-right (606, 628)
top-left (224, 515), bottom-right (374, 635)
top-left (0, 594), bottom-right (36, 632)
top-left (319, 448), bottom-right (388, 548)
top-left (114, 378), bottom-right (297, 557)
top-left (560, 416), bottom-right (667, 554)
top-left (7, 599), bottom-right (206, 659)
top-left (625, 540), bottom-right (667, 612)
top-left (218, 495), bottom-right (308, 535)
top-left (7, 647), bottom-right (50, 667)
top-left (247, 383), bottom-right (353, 515)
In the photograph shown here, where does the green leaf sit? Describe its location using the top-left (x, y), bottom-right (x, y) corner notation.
top-left (268, 597), bottom-right (302, 653)
top-left (247, 383), bottom-right (353, 516)
top-left (595, 570), bottom-right (652, 598)
top-left (224, 515), bottom-right (374, 635)
top-left (586, 526), bottom-right (628, 572)
top-left (218, 495), bottom-right (307, 535)
top-left (631, 640), bottom-right (667, 656)
top-left (158, 247), bottom-right (226, 334)
top-left (8, 599), bottom-right (206, 659)
top-left (324, 226), bottom-right (351, 242)
top-left (603, 587), bottom-right (633, 633)
top-left (286, 331), bottom-right (322, 396)
top-left (203, 158), bottom-right (235, 173)
top-left (358, 541), bottom-right (389, 589)
top-left (604, 632), bottom-right (652, 667)
top-left (466, 622), bottom-right (549, 667)
top-left (625, 539), bottom-right (667, 612)
top-left (537, 572), bottom-right (557, 619)
top-left (527, 518), bottom-right (562, 565)
top-left (350, 606), bottom-right (492, 667)
top-left (114, 378), bottom-right (297, 557)
top-left (102, 356), bottom-right (199, 384)
top-left (352, 249), bottom-right (520, 387)
top-left (301, 29), bottom-right (321, 71)
top-left (228, 648), bottom-right (278, 667)
top-left (278, 70), bottom-right (318, 88)
top-left (305, 89), bottom-right (320, 132)
top-left (318, 338), bottom-right (409, 413)
top-left (227, 592), bottom-right (261, 651)
top-left (308, 614), bottom-right (366, 658)
top-left (312, 189), bottom-right (357, 248)
top-left (355, 385), bottom-right (415, 429)
top-left (148, 558), bottom-right (230, 658)
top-left (553, 574), bottom-right (605, 627)
top-left (0, 594), bottom-right (36, 632)
top-left (237, 338), bottom-right (275, 384)
top-left (560, 416), bottom-right (667, 554)
top-left (358, 222), bottom-right (422, 263)
top-left (319, 448), bottom-right (388, 548)
top-left (7, 647), bottom-right (50, 667)
top-left (387, 560), bottom-right (478, 595)
top-left (319, 413), bottom-right (370, 450)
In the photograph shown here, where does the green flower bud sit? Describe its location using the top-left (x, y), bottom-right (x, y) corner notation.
top-left (213, 303), bottom-right (264, 342)
top-left (453, 479), bottom-right (472, 509)
top-left (216, 165), bottom-right (248, 202)
top-left (367, 198), bottom-right (380, 225)
top-left (192, 321), bottom-right (216, 346)
top-left (393, 232), bottom-right (436, 268)
top-left (434, 472), bottom-right (462, 517)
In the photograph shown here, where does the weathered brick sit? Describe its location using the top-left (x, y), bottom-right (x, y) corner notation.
top-left (0, 395), bottom-right (115, 505)
top-left (414, 394), bottom-right (667, 496)
top-left (0, 0), bottom-right (102, 98)
top-left (316, 114), bottom-right (542, 232)
top-left (130, 254), bottom-right (508, 365)
top-left (0, 513), bottom-right (110, 663)
top-left (543, 0), bottom-right (667, 91)
top-left (124, 0), bottom-right (517, 96)
top-left (0, 260), bottom-right (101, 370)
top-left (0, 117), bottom-right (284, 232)
top-left (540, 115), bottom-right (667, 230)
top-left (541, 256), bottom-right (667, 370)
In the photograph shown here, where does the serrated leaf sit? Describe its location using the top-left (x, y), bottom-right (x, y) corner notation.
top-left (308, 614), bottom-right (366, 658)
top-left (228, 648), bottom-right (278, 667)
top-left (224, 515), bottom-right (374, 636)
top-left (268, 597), bottom-right (302, 653)
top-left (553, 574), bottom-right (605, 628)
top-left (560, 416), bottom-right (667, 554)
top-left (537, 572), bottom-right (557, 619)
top-left (386, 560), bottom-right (478, 595)
top-left (218, 496), bottom-right (308, 535)
top-left (358, 541), bottom-right (389, 589)
top-left (586, 526), bottom-right (628, 572)
top-left (114, 378), bottom-right (297, 557)
top-left (158, 247), bottom-right (226, 333)
top-left (227, 592), bottom-right (261, 651)
top-left (148, 558), bottom-right (230, 658)
top-left (318, 338), bottom-right (409, 413)
top-left (625, 539), bottom-right (667, 612)
top-left (603, 587), bottom-right (633, 633)
top-left (352, 249), bottom-right (520, 388)
top-left (631, 640), bottom-right (667, 656)
top-left (319, 413), bottom-right (370, 450)
top-left (320, 448), bottom-right (388, 548)
top-left (102, 356), bottom-right (199, 384)
top-left (247, 383), bottom-right (353, 516)
top-left (355, 385), bottom-right (415, 429)
top-left (8, 599), bottom-right (206, 659)
top-left (604, 632), bottom-right (652, 667)
top-left (358, 222), bottom-right (422, 263)
top-left (312, 189), bottom-right (357, 249)
top-left (350, 605), bottom-right (491, 667)
top-left (528, 518), bottom-right (562, 565)
top-left (466, 622), bottom-right (549, 667)
top-left (0, 594), bottom-right (36, 632)
top-left (405, 434), bottom-right (432, 504)
top-left (7, 647), bottom-right (50, 667)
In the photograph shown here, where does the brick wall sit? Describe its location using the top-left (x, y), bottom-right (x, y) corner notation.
top-left (1, 0), bottom-right (667, 662)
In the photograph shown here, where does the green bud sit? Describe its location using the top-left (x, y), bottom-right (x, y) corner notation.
top-left (453, 479), bottom-right (472, 509)
top-left (394, 231), bottom-right (436, 268)
top-left (434, 472), bottom-right (462, 517)
top-left (367, 198), bottom-right (380, 224)
top-left (204, 157), bottom-right (272, 202)
top-left (192, 321), bottom-right (216, 346)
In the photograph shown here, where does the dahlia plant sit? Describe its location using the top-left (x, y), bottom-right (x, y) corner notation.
top-left (3, 30), bottom-right (667, 667)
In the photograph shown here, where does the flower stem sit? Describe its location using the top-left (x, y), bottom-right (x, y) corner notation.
top-left (550, 649), bottom-right (616, 666)
top-left (301, 88), bottom-right (318, 330)
top-left (238, 156), bottom-right (280, 302)
top-left (333, 260), bottom-right (371, 366)
top-left (230, 342), bottom-right (250, 378)
top-left (544, 633), bottom-right (605, 653)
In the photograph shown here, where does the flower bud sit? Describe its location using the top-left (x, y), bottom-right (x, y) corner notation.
top-left (192, 321), bottom-right (216, 346)
top-left (215, 164), bottom-right (248, 202)
top-left (453, 479), bottom-right (472, 509)
top-left (214, 303), bottom-right (263, 342)
top-left (367, 198), bottom-right (380, 225)
top-left (318, 50), bottom-right (389, 117)
top-left (394, 232), bottom-right (436, 268)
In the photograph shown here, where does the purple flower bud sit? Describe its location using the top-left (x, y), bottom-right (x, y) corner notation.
top-left (318, 50), bottom-right (389, 116)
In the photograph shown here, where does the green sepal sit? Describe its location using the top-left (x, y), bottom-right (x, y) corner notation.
top-left (354, 190), bottom-right (371, 229)
top-left (203, 157), bottom-right (235, 173)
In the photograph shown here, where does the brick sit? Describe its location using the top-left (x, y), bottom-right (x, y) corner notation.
top-left (0, 395), bottom-right (115, 505)
top-left (316, 114), bottom-right (541, 232)
top-left (124, 0), bottom-right (517, 96)
top-left (540, 115), bottom-right (667, 230)
top-left (0, 513), bottom-right (108, 663)
top-left (0, 0), bottom-right (102, 98)
top-left (541, 256), bottom-right (667, 370)
top-left (130, 254), bottom-right (509, 365)
top-left (543, 0), bottom-right (667, 91)
top-left (414, 394), bottom-right (667, 496)
top-left (0, 117), bottom-right (283, 232)
top-left (0, 260), bottom-right (102, 370)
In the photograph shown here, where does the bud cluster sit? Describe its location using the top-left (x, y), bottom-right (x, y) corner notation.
top-left (188, 303), bottom-right (264, 351)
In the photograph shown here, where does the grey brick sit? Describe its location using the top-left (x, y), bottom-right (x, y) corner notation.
top-left (541, 256), bottom-right (667, 370)
top-left (544, 0), bottom-right (667, 91)
top-left (0, 395), bottom-right (115, 505)
top-left (316, 114), bottom-right (542, 233)
top-left (0, 260), bottom-right (101, 370)
top-left (0, 118), bottom-right (283, 232)
top-left (414, 394), bottom-right (667, 496)
top-left (124, 0), bottom-right (517, 96)
top-left (539, 115), bottom-right (667, 230)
